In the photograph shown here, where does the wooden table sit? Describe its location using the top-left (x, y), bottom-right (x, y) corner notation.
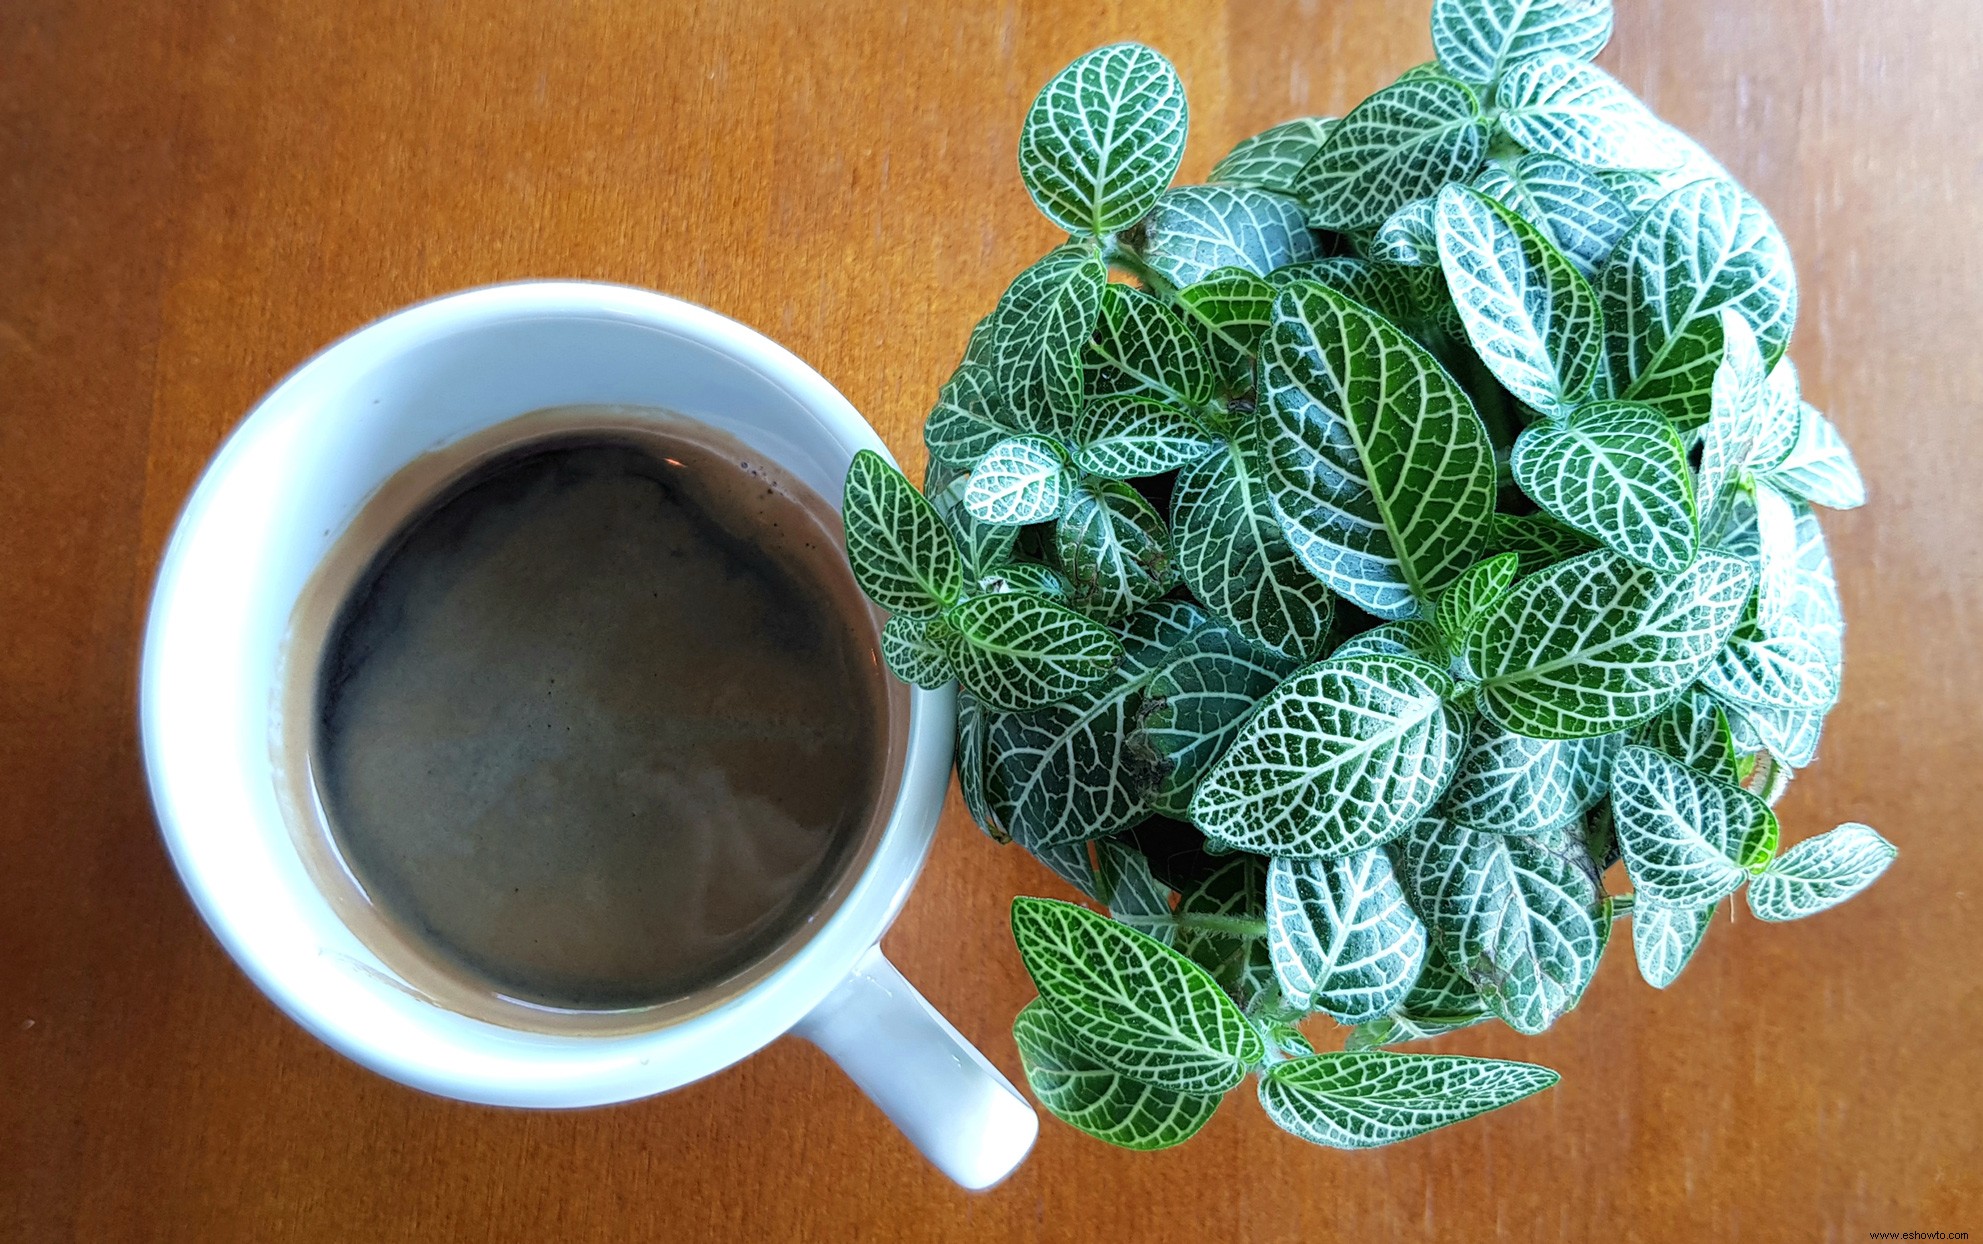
top-left (4, 0), bottom-right (1978, 1238)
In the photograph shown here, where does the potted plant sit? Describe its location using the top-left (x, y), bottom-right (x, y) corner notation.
top-left (840, 0), bottom-right (1892, 1152)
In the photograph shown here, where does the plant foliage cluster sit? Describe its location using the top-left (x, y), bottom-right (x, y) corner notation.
top-left (841, 0), bottom-right (1893, 1151)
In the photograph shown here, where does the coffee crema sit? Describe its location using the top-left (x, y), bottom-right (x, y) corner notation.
top-left (283, 409), bottom-right (897, 1023)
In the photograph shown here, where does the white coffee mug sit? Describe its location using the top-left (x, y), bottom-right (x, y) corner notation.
top-left (139, 280), bottom-right (1038, 1189)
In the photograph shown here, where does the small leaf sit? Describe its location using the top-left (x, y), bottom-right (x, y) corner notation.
top-left (1442, 716), bottom-right (1620, 836)
top-left (1137, 621), bottom-right (1299, 817)
top-left (1434, 552), bottom-right (1520, 652)
top-left (1266, 851), bottom-right (1429, 1023)
top-left (1012, 896), bottom-right (1263, 1093)
top-left (1767, 403), bottom-right (1865, 510)
top-left (1172, 854), bottom-right (1277, 1007)
top-left (1495, 54), bottom-right (1680, 171)
top-left (1610, 745), bottom-right (1773, 906)
top-left (1374, 197), bottom-right (1440, 266)
top-left (1474, 154), bottom-right (1636, 277)
top-left (1018, 43), bottom-right (1188, 236)
top-left (1435, 183), bottom-right (1604, 416)
top-left (1191, 654), bottom-right (1467, 858)
top-left (1430, 0), bottom-right (1612, 87)
top-left (955, 692), bottom-right (1009, 842)
top-left (1298, 77), bottom-right (1490, 231)
top-left (1510, 400), bottom-right (1698, 572)
top-left (1347, 938), bottom-right (1493, 1048)
top-left (1746, 355), bottom-right (1805, 473)
top-left (925, 469), bottom-right (1019, 575)
top-left (1070, 393), bottom-right (1217, 480)
top-left (988, 244), bottom-right (1109, 435)
top-left (1399, 818), bottom-right (1604, 1034)
top-left (1053, 479), bottom-right (1176, 622)
top-left (1175, 266), bottom-right (1278, 380)
top-left (1753, 478), bottom-right (1801, 636)
top-left (1262, 281), bottom-right (1497, 619)
top-left (1695, 309), bottom-right (1771, 527)
top-left (1209, 116), bottom-right (1335, 194)
top-left (1632, 898), bottom-right (1715, 989)
top-left (925, 362), bottom-right (1017, 469)
top-left (1701, 608), bottom-right (1840, 713)
top-left (977, 560), bottom-right (1070, 599)
top-left (1600, 179), bottom-right (1798, 429)
top-left (880, 614), bottom-right (955, 689)
top-left (1096, 841), bottom-right (1178, 945)
top-left (842, 449), bottom-right (964, 616)
top-left (1030, 840), bottom-right (1104, 900)
top-left (1719, 697), bottom-right (1824, 770)
top-left (1086, 283), bottom-right (1215, 409)
top-left (1746, 823), bottom-right (1896, 922)
top-left (1467, 549), bottom-right (1753, 738)
top-left (1634, 686), bottom-right (1741, 785)
top-left (988, 601), bottom-right (1205, 847)
top-left (1173, 415), bottom-right (1338, 661)
top-left (1485, 510), bottom-right (1598, 574)
top-left (1260, 1050), bottom-right (1558, 1150)
top-left (1135, 184), bottom-right (1321, 289)
top-left (942, 590), bottom-right (1121, 712)
top-left (1013, 998), bottom-right (1220, 1150)
top-left (965, 435), bottom-right (1071, 525)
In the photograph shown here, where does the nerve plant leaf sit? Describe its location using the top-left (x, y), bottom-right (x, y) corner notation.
top-left (1298, 76), bottom-right (1490, 230)
top-left (1135, 184), bottom-right (1321, 289)
top-left (880, 614), bottom-right (955, 689)
top-left (1266, 851), bottom-right (1429, 1024)
top-left (1374, 196), bottom-right (1439, 266)
top-left (1012, 896), bottom-right (1263, 1093)
top-left (1510, 399), bottom-right (1698, 571)
top-left (1767, 403), bottom-right (1866, 510)
top-left (1634, 686), bottom-right (1741, 785)
top-left (925, 468), bottom-right (1019, 575)
top-left (941, 590), bottom-right (1122, 712)
top-left (1474, 154), bottom-right (1636, 278)
top-left (1441, 716), bottom-right (1620, 836)
top-left (1018, 43), bottom-right (1188, 236)
top-left (1345, 937), bottom-right (1492, 1048)
top-left (1631, 898), bottom-right (1716, 990)
top-left (1429, 0), bottom-right (1612, 88)
top-left (1013, 998), bottom-right (1221, 1150)
top-left (955, 693), bottom-right (1008, 843)
top-left (1053, 478), bottom-right (1176, 622)
top-left (1701, 605), bottom-right (1840, 714)
top-left (1209, 116), bottom-right (1335, 194)
top-left (1599, 179), bottom-right (1798, 429)
top-left (924, 362), bottom-right (1018, 469)
top-left (1433, 551), bottom-right (1520, 652)
top-left (1745, 823), bottom-right (1896, 922)
top-left (988, 244), bottom-right (1109, 435)
top-left (1434, 182), bottom-right (1604, 417)
top-left (1175, 266), bottom-right (1278, 382)
top-left (965, 434), bottom-right (1071, 525)
top-left (1485, 510), bottom-right (1597, 573)
top-left (1136, 621), bottom-right (1300, 817)
top-left (1173, 412), bottom-right (1338, 661)
top-left (1466, 549), bottom-right (1753, 738)
top-left (842, 449), bottom-right (963, 616)
top-left (1399, 817), bottom-right (1604, 1035)
top-left (1495, 54), bottom-right (1680, 171)
top-left (1190, 654), bottom-right (1467, 859)
top-left (1259, 1050), bottom-right (1558, 1150)
top-left (1610, 744), bottom-right (1776, 907)
top-left (1070, 392), bottom-right (1217, 479)
top-left (1097, 840), bottom-right (1178, 944)
top-left (1262, 280), bottom-right (1497, 619)
top-left (1086, 283), bottom-right (1216, 410)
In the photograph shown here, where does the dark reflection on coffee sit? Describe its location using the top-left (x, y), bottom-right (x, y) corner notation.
top-left (313, 433), bottom-right (887, 1011)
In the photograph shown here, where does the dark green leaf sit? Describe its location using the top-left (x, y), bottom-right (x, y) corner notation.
top-left (842, 449), bottom-right (964, 616)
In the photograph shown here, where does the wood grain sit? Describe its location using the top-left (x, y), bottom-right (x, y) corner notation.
top-left (3, 0), bottom-right (1979, 1239)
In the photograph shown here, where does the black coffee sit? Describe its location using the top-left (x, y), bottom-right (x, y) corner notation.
top-left (312, 429), bottom-right (889, 1012)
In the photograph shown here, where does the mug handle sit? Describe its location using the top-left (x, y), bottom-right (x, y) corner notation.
top-left (793, 944), bottom-right (1038, 1189)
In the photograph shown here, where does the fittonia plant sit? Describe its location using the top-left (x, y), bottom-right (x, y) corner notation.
top-left (843, 0), bottom-right (1894, 1153)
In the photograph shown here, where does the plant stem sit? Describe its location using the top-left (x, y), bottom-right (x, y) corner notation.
top-left (1102, 237), bottom-right (1179, 302)
top-left (1173, 912), bottom-right (1269, 939)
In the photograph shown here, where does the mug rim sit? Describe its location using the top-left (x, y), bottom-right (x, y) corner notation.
top-left (139, 280), bottom-right (957, 1105)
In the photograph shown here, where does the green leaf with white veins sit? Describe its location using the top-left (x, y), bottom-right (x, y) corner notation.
top-left (1266, 852), bottom-right (1429, 1023)
top-left (1137, 621), bottom-right (1299, 817)
top-left (1012, 998), bottom-right (1220, 1150)
top-left (1486, 510), bottom-right (1598, 574)
top-left (965, 435), bottom-right (1071, 525)
top-left (925, 362), bottom-right (1017, 469)
top-left (1298, 77), bottom-right (1489, 231)
top-left (1434, 552), bottom-right (1520, 653)
top-left (1053, 479), bottom-right (1175, 623)
top-left (1695, 309), bottom-right (1770, 528)
top-left (941, 590), bottom-right (1121, 712)
top-left (1496, 55), bottom-right (1680, 171)
top-left (1632, 898), bottom-right (1715, 989)
top-left (1135, 185), bottom-right (1321, 289)
top-left (1175, 266), bottom-right (1277, 380)
top-left (978, 561), bottom-right (1070, 600)
top-left (1746, 823), bottom-right (1896, 922)
top-left (1599, 180), bottom-right (1798, 429)
top-left (1430, 0), bottom-right (1612, 88)
top-left (1012, 896), bottom-right (1262, 1093)
top-left (1611, 745), bottom-right (1773, 907)
top-left (1752, 478), bottom-right (1800, 636)
top-left (1330, 619), bottom-right (1447, 665)
top-left (1474, 155), bottom-right (1635, 278)
top-left (1467, 549), bottom-right (1753, 738)
top-left (1442, 716), bottom-right (1620, 836)
top-left (1398, 817), bottom-right (1603, 1034)
top-left (1767, 403), bottom-right (1866, 510)
top-left (1745, 355), bottom-right (1804, 474)
top-left (1070, 393), bottom-right (1217, 480)
top-left (1017, 43), bottom-right (1188, 236)
top-left (1260, 1050), bottom-right (1558, 1150)
top-left (1511, 400), bottom-right (1698, 572)
top-left (842, 449), bottom-right (963, 616)
top-left (1097, 840), bottom-right (1178, 945)
top-left (1701, 607), bottom-right (1840, 713)
top-left (1375, 197), bottom-right (1439, 266)
top-left (1347, 937), bottom-right (1492, 1049)
top-left (988, 601), bottom-right (1204, 847)
top-left (1209, 117), bottom-right (1335, 194)
top-left (880, 614), bottom-right (955, 689)
top-left (988, 245), bottom-right (1108, 435)
top-left (1435, 183), bottom-right (1604, 417)
top-left (1634, 686), bottom-right (1741, 785)
top-left (1173, 414), bottom-right (1337, 661)
top-left (1171, 854), bottom-right (1275, 1005)
top-left (1191, 654), bottom-right (1467, 858)
top-left (1086, 283), bottom-right (1214, 409)
top-left (1262, 281), bottom-right (1497, 619)
top-left (955, 692), bottom-right (1009, 842)
top-left (925, 468), bottom-right (1018, 576)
